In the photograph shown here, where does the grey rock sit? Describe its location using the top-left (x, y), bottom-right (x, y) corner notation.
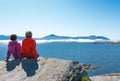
top-left (0, 57), bottom-right (91, 81)
top-left (90, 74), bottom-right (120, 81)
top-left (62, 60), bottom-right (91, 81)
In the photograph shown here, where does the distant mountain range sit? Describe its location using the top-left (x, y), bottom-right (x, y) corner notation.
top-left (0, 35), bottom-right (24, 40)
top-left (40, 34), bottom-right (109, 40)
top-left (0, 34), bottom-right (110, 40)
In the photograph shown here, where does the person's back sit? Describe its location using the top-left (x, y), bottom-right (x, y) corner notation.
top-left (22, 31), bottom-right (38, 60)
top-left (6, 34), bottom-right (21, 61)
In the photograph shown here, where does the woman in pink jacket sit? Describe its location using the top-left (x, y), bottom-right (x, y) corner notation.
top-left (6, 34), bottom-right (22, 61)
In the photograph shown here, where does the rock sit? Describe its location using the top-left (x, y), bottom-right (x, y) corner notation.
top-left (0, 57), bottom-right (91, 81)
top-left (90, 73), bottom-right (120, 81)
top-left (80, 63), bottom-right (101, 70)
top-left (62, 61), bottom-right (91, 81)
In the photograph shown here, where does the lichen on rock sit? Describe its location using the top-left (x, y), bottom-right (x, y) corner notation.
top-left (62, 60), bottom-right (91, 81)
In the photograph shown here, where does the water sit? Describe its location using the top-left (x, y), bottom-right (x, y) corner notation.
top-left (0, 42), bottom-right (120, 76)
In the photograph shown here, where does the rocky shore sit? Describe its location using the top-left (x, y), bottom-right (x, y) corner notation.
top-left (0, 57), bottom-right (119, 81)
top-left (90, 73), bottom-right (120, 81)
top-left (0, 57), bottom-right (90, 81)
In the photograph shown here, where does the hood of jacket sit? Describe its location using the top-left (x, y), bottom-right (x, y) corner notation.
top-left (8, 40), bottom-right (18, 46)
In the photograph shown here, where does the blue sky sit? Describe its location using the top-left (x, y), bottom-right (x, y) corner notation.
top-left (0, 0), bottom-right (120, 40)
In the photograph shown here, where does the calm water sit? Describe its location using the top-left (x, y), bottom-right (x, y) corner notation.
top-left (0, 42), bottom-right (120, 76)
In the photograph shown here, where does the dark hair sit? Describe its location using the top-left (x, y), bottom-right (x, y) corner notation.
top-left (10, 34), bottom-right (17, 40)
top-left (25, 31), bottom-right (32, 38)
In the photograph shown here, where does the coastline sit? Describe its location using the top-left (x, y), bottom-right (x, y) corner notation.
top-left (0, 57), bottom-right (120, 81)
top-left (0, 57), bottom-right (91, 81)
top-left (90, 73), bottom-right (120, 81)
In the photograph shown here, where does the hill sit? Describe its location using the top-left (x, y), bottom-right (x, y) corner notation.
top-left (0, 35), bottom-right (24, 40)
top-left (0, 34), bottom-right (109, 41)
top-left (40, 34), bottom-right (109, 40)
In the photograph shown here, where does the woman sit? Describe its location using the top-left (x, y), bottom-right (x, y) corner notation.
top-left (22, 31), bottom-right (39, 60)
top-left (6, 34), bottom-right (22, 61)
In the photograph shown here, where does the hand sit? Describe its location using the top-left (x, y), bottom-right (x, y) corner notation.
top-left (36, 58), bottom-right (40, 61)
top-left (4, 59), bottom-right (8, 62)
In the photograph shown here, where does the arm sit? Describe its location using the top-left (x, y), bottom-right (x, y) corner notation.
top-left (6, 45), bottom-right (11, 61)
top-left (21, 40), bottom-right (25, 58)
top-left (32, 40), bottom-right (38, 60)
top-left (17, 43), bottom-right (22, 59)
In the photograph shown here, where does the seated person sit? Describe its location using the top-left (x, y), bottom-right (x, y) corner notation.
top-left (22, 31), bottom-right (39, 60)
top-left (6, 34), bottom-right (22, 61)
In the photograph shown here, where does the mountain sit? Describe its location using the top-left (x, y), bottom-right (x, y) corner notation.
top-left (40, 34), bottom-right (110, 40)
top-left (0, 34), bottom-right (110, 40)
top-left (0, 35), bottom-right (9, 40)
top-left (0, 35), bottom-right (24, 40)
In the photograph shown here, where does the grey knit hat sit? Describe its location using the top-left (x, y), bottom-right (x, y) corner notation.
top-left (25, 31), bottom-right (32, 37)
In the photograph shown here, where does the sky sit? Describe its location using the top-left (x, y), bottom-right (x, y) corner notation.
top-left (0, 0), bottom-right (120, 40)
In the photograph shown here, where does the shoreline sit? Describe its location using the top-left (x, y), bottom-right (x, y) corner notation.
top-left (0, 58), bottom-right (119, 77)
top-left (0, 57), bottom-right (91, 81)
top-left (90, 73), bottom-right (120, 81)
top-left (0, 57), bottom-right (120, 81)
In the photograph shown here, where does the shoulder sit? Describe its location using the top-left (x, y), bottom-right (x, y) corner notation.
top-left (8, 41), bottom-right (12, 46)
top-left (23, 38), bottom-right (26, 41)
top-left (8, 41), bottom-right (12, 44)
top-left (17, 42), bottom-right (21, 46)
top-left (30, 38), bottom-right (35, 42)
top-left (32, 39), bottom-right (35, 41)
top-left (8, 41), bottom-right (11, 45)
top-left (31, 39), bottom-right (36, 44)
top-left (32, 39), bottom-right (36, 42)
top-left (22, 38), bottom-right (27, 42)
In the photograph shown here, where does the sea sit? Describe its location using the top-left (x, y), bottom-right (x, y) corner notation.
top-left (0, 40), bottom-right (120, 76)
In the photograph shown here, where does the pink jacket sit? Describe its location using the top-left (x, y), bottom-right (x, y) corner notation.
top-left (6, 40), bottom-right (22, 60)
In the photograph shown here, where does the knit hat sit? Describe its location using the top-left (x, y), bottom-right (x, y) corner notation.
top-left (25, 31), bottom-right (32, 37)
